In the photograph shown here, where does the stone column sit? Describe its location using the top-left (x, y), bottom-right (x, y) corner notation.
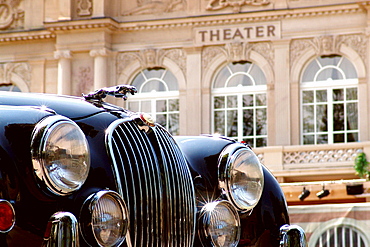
top-left (54, 50), bottom-right (72, 95)
top-left (90, 48), bottom-right (109, 90)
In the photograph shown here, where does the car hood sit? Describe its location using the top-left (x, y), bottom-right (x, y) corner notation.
top-left (0, 91), bottom-right (120, 119)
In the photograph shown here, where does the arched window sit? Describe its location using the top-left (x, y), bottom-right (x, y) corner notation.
top-left (212, 61), bottom-right (267, 147)
top-left (0, 83), bottom-right (21, 92)
top-left (301, 56), bottom-right (358, 145)
top-left (127, 68), bottom-right (179, 135)
top-left (313, 225), bottom-right (367, 247)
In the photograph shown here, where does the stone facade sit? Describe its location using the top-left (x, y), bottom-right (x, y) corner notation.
top-left (1, 0), bottom-right (370, 203)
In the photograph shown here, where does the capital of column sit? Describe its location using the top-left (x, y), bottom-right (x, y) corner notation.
top-left (54, 50), bottom-right (72, 59)
top-left (89, 48), bottom-right (110, 57)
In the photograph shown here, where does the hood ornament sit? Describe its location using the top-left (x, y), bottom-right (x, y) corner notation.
top-left (83, 85), bottom-right (137, 105)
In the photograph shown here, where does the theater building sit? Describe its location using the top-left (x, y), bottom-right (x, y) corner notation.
top-left (1, 0), bottom-right (370, 245)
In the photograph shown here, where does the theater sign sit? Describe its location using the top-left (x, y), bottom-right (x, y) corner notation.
top-left (194, 21), bottom-right (281, 45)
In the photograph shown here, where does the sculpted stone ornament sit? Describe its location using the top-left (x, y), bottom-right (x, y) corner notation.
top-left (206, 0), bottom-right (270, 12)
top-left (83, 85), bottom-right (137, 106)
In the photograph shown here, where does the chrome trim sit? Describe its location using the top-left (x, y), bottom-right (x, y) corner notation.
top-left (42, 212), bottom-right (79, 247)
top-left (105, 119), bottom-right (196, 246)
top-left (80, 190), bottom-right (129, 247)
top-left (218, 143), bottom-right (264, 211)
top-left (279, 224), bottom-right (307, 247)
top-left (198, 200), bottom-right (241, 247)
top-left (31, 115), bottom-right (90, 196)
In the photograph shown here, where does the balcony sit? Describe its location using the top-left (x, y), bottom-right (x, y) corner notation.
top-left (254, 142), bottom-right (370, 204)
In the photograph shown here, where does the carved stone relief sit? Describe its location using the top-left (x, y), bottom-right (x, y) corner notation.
top-left (202, 41), bottom-right (274, 72)
top-left (290, 34), bottom-right (367, 68)
top-left (0, 0), bottom-right (24, 30)
top-left (117, 48), bottom-right (186, 80)
top-left (75, 66), bottom-right (93, 96)
top-left (123, 0), bottom-right (186, 16)
top-left (0, 62), bottom-right (31, 88)
top-left (77, 0), bottom-right (93, 17)
top-left (206, 0), bottom-right (270, 13)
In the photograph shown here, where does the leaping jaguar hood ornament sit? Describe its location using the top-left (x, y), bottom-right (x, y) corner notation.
top-left (83, 85), bottom-right (137, 106)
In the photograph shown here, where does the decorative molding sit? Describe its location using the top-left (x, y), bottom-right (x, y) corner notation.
top-left (77, 0), bottom-right (93, 17)
top-left (117, 48), bottom-right (186, 75)
top-left (89, 48), bottom-right (110, 57)
top-left (0, 0), bottom-right (24, 30)
top-left (75, 66), bottom-right (93, 96)
top-left (206, 0), bottom-right (270, 13)
top-left (0, 62), bottom-right (31, 86)
top-left (54, 50), bottom-right (72, 60)
top-left (42, 4), bottom-right (361, 33)
top-left (290, 34), bottom-right (367, 68)
top-left (123, 0), bottom-right (186, 16)
top-left (202, 41), bottom-right (273, 71)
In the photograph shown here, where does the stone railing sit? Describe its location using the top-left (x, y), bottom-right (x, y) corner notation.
top-left (253, 141), bottom-right (370, 174)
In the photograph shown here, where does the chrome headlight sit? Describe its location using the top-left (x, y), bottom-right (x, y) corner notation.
top-left (218, 144), bottom-right (264, 211)
top-left (80, 190), bottom-right (129, 247)
top-left (31, 115), bottom-right (90, 196)
top-left (198, 200), bottom-right (240, 247)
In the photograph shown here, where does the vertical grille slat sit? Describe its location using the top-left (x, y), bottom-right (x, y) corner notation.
top-left (106, 120), bottom-right (195, 247)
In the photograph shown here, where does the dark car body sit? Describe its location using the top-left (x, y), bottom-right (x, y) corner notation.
top-left (0, 87), bottom-right (305, 247)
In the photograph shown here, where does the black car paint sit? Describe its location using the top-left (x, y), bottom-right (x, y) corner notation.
top-left (175, 136), bottom-right (289, 247)
top-left (0, 91), bottom-right (290, 246)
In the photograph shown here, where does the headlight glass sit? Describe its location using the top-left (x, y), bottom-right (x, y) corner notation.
top-left (81, 191), bottom-right (129, 247)
top-left (199, 200), bottom-right (240, 247)
top-left (219, 145), bottom-right (264, 211)
top-left (32, 115), bottom-right (90, 195)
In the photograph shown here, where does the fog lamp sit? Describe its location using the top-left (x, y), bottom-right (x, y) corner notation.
top-left (198, 200), bottom-right (240, 247)
top-left (81, 190), bottom-right (129, 247)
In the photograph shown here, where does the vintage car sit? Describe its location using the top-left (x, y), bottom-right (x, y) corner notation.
top-left (0, 85), bottom-right (306, 247)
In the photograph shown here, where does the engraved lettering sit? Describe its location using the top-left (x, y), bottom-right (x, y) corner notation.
top-left (232, 28), bottom-right (244, 39)
top-left (267, 25), bottom-right (275, 37)
top-left (224, 29), bottom-right (232, 40)
top-left (244, 27), bottom-right (253, 38)
top-left (199, 30), bottom-right (207, 42)
top-left (256, 26), bottom-right (264, 37)
top-left (210, 30), bottom-right (220, 41)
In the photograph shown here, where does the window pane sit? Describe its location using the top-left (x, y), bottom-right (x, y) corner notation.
top-left (227, 74), bottom-right (253, 87)
top-left (157, 114), bottom-right (167, 127)
top-left (302, 60), bottom-right (320, 83)
top-left (141, 100), bottom-right (151, 112)
top-left (347, 102), bottom-right (358, 130)
top-left (256, 94), bottom-right (266, 106)
top-left (303, 91), bottom-right (314, 103)
top-left (243, 109), bottom-right (254, 136)
top-left (256, 138), bottom-right (266, 147)
top-left (214, 96), bottom-right (225, 109)
top-left (168, 113), bottom-right (179, 135)
top-left (316, 105), bottom-right (328, 132)
top-left (316, 90), bottom-right (327, 103)
top-left (333, 103), bottom-right (344, 131)
top-left (227, 110), bottom-right (238, 137)
top-left (347, 88), bottom-right (357, 100)
top-left (333, 89), bottom-right (344, 101)
top-left (334, 133), bottom-right (345, 143)
top-left (128, 101), bottom-right (139, 111)
top-left (317, 134), bottom-right (328, 144)
top-left (303, 105), bottom-right (314, 133)
top-left (214, 66), bottom-right (230, 88)
top-left (317, 68), bottom-right (343, 81)
top-left (142, 80), bottom-right (166, 92)
top-left (243, 94), bottom-right (254, 107)
top-left (256, 108), bottom-right (267, 135)
top-left (227, 95), bottom-right (237, 108)
top-left (303, 135), bottom-right (314, 145)
top-left (340, 57), bottom-right (358, 79)
top-left (249, 65), bottom-right (267, 85)
top-left (214, 111), bottom-right (225, 134)
top-left (348, 132), bottom-right (358, 142)
top-left (156, 100), bottom-right (167, 112)
top-left (162, 71), bottom-right (178, 90)
top-left (168, 99), bottom-right (179, 111)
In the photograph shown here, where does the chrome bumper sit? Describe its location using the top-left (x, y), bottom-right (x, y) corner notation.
top-left (42, 212), bottom-right (79, 247)
top-left (279, 224), bottom-right (307, 247)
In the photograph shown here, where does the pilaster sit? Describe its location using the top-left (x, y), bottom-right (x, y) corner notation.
top-left (90, 48), bottom-right (110, 90)
top-left (54, 50), bottom-right (72, 95)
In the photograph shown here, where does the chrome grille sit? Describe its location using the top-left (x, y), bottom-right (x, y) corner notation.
top-left (106, 119), bottom-right (196, 247)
